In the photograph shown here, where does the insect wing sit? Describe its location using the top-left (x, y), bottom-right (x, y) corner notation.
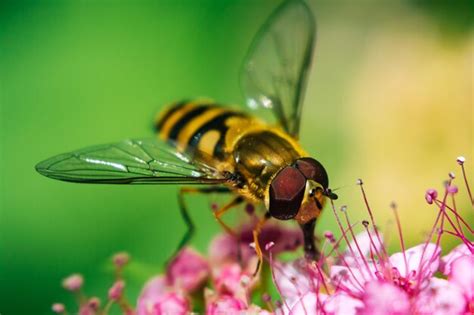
top-left (240, 0), bottom-right (316, 138)
top-left (36, 138), bottom-right (226, 184)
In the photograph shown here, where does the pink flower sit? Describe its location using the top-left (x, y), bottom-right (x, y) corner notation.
top-left (213, 263), bottom-right (248, 295)
top-left (440, 243), bottom-right (472, 275)
top-left (152, 293), bottom-right (189, 315)
top-left (414, 278), bottom-right (466, 315)
top-left (108, 280), bottom-right (125, 301)
top-left (51, 303), bottom-right (65, 314)
top-left (113, 252), bottom-right (130, 268)
top-left (62, 273), bottom-right (83, 291)
top-left (137, 276), bottom-right (189, 315)
top-left (206, 293), bottom-right (247, 315)
top-left (324, 292), bottom-right (363, 315)
top-left (209, 221), bottom-right (302, 266)
top-left (449, 255), bottom-right (474, 303)
top-left (274, 259), bottom-right (319, 306)
top-left (359, 281), bottom-right (410, 315)
top-left (167, 247), bottom-right (209, 293)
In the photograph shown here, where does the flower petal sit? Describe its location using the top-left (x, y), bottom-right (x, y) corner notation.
top-left (167, 247), bottom-right (209, 293)
top-left (273, 260), bottom-right (318, 305)
top-left (414, 278), bottom-right (466, 315)
top-left (344, 231), bottom-right (383, 266)
top-left (359, 281), bottom-right (410, 315)
top-left (440, 243), bottom-right (471, 275)
top-left (449, 255), bottom-right (474, 301)
top-left (324, 292), bottom-right (363, 315)
top-left (389, 243), bottom-right (440, 282)
top-left (205, 293), bottom-right (247, 315)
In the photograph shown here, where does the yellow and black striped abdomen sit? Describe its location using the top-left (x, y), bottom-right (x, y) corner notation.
top-left (155, 101), bottom-right (253, 162)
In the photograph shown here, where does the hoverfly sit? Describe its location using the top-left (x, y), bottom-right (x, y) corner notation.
top-left (36, 0), bottom-right (337, 266)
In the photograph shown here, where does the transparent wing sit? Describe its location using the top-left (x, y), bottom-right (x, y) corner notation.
top-left (35, 138), bottom-right (227, 184)
top-left (240, 0), bottom-right (316, 138)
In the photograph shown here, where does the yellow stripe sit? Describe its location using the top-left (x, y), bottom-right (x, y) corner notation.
top-left (159, 102), bottom-right (198, 140)
top-left (175, 107), bottom-right (227, 152)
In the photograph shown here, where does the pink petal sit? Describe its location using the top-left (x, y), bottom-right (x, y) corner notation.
top-left (206, 294), bottom-right (247, 315)
top-left (389, 243), bottom-right (440, 282)
top-left (344, 231), bottom-right (383, 266)
top-left (167, 247), bottom-right (209, 293)
top-left (449, 255), bottom-right (474, 301)
top-left (324, 292), bottom-right (363, 315)
top-left (359, 281), bottom-right (410, 315)
top-left (137, 276), bottom-right (174, 315)
top-left (414, 278), bottom-right (466, 315)
top-left (283, 292), bottom-right (325, 315)
top-left (209, 233), bottom-right (240, 265)
top-left (330, 264), bottom-right (377, 295)
top-left (273, 260), bottom-right (318, 305)
top-left (152, 292), bottom-right (189, 315)
top-left (440, 243), bottom-right (471, 275)
top-left (213, 263), bottom-right (247, 296)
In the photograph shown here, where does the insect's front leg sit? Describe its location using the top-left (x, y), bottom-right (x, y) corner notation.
top-left (175, 186), bottom-right (230, 255)
top-left (300, 218), bottom-right (320, 261)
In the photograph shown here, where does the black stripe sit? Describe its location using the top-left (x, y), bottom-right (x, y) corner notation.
top-left (155, 100), bottom-right (188, 132)
top-left (187, 112), bottom-right (243, 159)
top-left (168, 105), bottom-right (212, 142)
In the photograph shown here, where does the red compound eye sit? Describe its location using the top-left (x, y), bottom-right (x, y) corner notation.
top-left (295, 157), bottom-right (329, 189)
top-left (269, 166), bottom-right (306, 220)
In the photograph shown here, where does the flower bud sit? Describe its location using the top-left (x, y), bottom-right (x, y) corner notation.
top-left (62, 274), bottom-right (83, 292)
top-left (108, 280), bottom-right (125, 301)
top-left (52, 303), bottom-right (65, 314)
top-left (112, 252), bottom-right (130, 268)
top-left (425, 189), bottom-right (438, 204)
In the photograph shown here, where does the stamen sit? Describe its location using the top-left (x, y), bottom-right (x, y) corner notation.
top-left (362, 222), bottom-right (385, 277)
top-left (434, 199), bottom-right (473, 233)
top-left (268, 253), bottom-right (291, 313)
top-left (329, 200), bottom-right (368, 288)
top-left (343, 211), bottom-right (373, 280)
top-left (457, 156), bottom-right (473, 206)
top-left (391, 202), bottom-right (409, 281)
top-left (416, 178), bottom-right (452, 291)
top-left (358, 181), bottom-right (389, 263)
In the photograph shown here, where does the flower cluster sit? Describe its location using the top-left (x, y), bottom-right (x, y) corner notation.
top-left (52, 157), bottom-right (473, 315)
top-left (274, 156), bottom-right (473, 315)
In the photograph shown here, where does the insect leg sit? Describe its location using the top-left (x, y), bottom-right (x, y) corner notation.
top-left (252, 212), bottom-right (271, 276)
top-left (176, 186), bottom-right (230, 254)
top-left (300, 218), bottom-right (320, 260)
top-left (213, 196), bottom-right (244, 236)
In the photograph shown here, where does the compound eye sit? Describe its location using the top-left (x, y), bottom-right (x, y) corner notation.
top-left (295, 157), bottom-right (329, 189)
top-left (269, 166), bottom-right (306, 220)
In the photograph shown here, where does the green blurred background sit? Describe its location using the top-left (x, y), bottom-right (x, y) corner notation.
top-left (1, 0), bottom-right (472, 314)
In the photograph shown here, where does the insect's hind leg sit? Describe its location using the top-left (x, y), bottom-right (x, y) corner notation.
top-left (175, 186), bottom-right (230, 256)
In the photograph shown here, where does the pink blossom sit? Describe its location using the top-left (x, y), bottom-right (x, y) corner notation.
top-left (273, 259), bottom-right (318, 306)
top-left (52, 303), bottom-right (65, 313)
top-left (166, 247), bottom-right (209, 293)
top-left (108, 280), bottom-right (125, 301)
top-left (137, 276), bottom-right (190, 315)
top-left (359, 281), bottom-right (410, 315)
top-left (324, 292), bottom-right (363, 315)
top-left (209, 221), bottom-right (302, 266)
top-left (113, 252), bottom-right (130, 268)
top-left (62, 273), bottom-right (83, 291)
top-left (414, 278), bottom-right (466, 315)
top-left (152, 292), bottom-right (189, 315)
top-left (213, 262), bottom-right (247, 295)
top-left (449, 255), bottom-right (474, 303)
top-left (205, 293), bottom-right (247, 315)
top-left (440, 243), bottom-right (472, 275)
